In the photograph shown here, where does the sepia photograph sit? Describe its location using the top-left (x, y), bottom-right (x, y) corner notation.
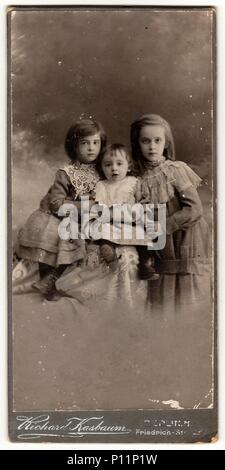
top-left (8, 6), bottom-right (216, 442)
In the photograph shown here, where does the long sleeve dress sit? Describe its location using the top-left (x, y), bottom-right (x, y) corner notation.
top-left (90, 177), bottom-right (155, 246)
top-left (16, 161), bottom-right (100, 267)
top-left (55, 176), bottom-right (141, 306)
top-left (135, 159), bottom-right (212, 312)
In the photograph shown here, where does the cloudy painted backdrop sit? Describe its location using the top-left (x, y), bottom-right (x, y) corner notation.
top-left (10, 8), bottom-right (214, 233)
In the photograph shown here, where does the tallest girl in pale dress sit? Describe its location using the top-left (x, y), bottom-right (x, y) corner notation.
top-left (131, 113), bottom-right (212, 314)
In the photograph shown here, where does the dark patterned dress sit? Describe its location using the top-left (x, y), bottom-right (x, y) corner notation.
top-left (135, 159), bottom-right (212, 313)
top-left (16, 161), bottom-right (100, 267)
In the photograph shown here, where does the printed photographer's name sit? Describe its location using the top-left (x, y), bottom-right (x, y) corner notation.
top-left (16, 415), bottom-right (131, 437)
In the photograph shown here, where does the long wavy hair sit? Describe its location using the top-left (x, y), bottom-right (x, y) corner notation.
top-left (130, 114), bottom-right (175, 172)
top-left (64, 119), bottom-right (107, 162)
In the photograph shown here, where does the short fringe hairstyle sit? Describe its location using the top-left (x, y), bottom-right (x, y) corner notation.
top-left (64, 119), bottom-right (107, 162)
top-left (96, 143), bottom-right (135, 178)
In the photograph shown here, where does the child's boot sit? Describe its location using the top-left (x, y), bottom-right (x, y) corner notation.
top-left (139, 258), bottom-right (160, 281)
top-left (32, 268), bottom-right (60, 300)
top-left (100, 242), bottom-right (117, 264)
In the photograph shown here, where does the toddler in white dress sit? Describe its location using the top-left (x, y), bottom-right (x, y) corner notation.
top-left (92, 143), bottom-right (159, 279)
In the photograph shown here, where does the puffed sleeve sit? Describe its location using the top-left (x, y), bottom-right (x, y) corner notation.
top-left (134, 177), bottom-right (143, 202)
top-left (166, 186), bottom-right (203, 234)
top-left (94, 181), bottom-right (106, 204)
top-left (39, 170), bottom-right (72, 216)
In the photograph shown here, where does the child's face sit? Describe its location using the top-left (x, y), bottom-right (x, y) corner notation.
top-left (102, 150), bottom-right (129, 182)
top-left (77, 132), bottom-right (101, 163)
top-left (138, 125), bottom-right (166, 163)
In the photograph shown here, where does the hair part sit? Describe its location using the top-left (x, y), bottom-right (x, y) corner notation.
top-left (64, 119), bottom-right (107, 161)
top-left (130, 114), bottom-right (175, 172)
top-left (96, 143), bottom-right (134, 178)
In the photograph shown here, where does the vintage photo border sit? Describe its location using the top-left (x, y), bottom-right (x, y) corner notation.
top-left (7, 5), bottom-right (217, 443)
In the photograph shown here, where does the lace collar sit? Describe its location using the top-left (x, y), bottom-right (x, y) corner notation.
top-left (61, 160), bottom-right (100, 199)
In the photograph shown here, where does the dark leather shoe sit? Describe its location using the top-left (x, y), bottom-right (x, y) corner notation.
top-left (32, 270), bottom-right (59, 297)
top-left (139, 259), bottom-right (160, 281)
top-left (100, 243), bottom-right (117, 264)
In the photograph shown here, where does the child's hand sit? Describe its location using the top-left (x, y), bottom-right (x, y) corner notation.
top-left (141, 180), bottom-right (150, 201)
top-left (80, 192), bottom-right (91, 199)
top-left (143, 198), bottom-right (152, 204)
top-left (81, 190), bottom-right (96, 200)
top-left (146, 221), bottom-right (164, 241)
top-left (89, 189), bottom-right (96, 200)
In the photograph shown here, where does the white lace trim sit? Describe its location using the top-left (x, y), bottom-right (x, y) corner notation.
top-left (62, 161), bottom-right (100, 199)
top-left (95, 176), bottom-right (137, 206)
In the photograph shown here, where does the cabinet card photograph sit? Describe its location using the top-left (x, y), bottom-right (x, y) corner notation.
top-left (8, 6), bottom-right (216, 443)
